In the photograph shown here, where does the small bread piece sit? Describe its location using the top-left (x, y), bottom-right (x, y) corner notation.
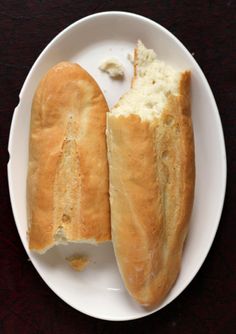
top-left (99, 58), bottom-right (124, 79)
top-left (67, 255), bottom-right (89, 272)
top-left (107, 41), bottom-right (195, 307)
top-left (27, 62), bottom-right (111, 253)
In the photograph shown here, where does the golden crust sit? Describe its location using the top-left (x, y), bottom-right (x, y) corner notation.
top-left (107, 69), bottom-right (195, 305)
top-left (28, 62), bottom-right (111, 253)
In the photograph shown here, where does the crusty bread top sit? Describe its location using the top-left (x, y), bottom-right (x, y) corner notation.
top-left (107, 41), bottom-right (195, 306)
top-left (28, 62), bottom-right (111, 253)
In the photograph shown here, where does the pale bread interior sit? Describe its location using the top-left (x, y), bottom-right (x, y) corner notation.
top-left (112, 41), bottom-right (180, 120)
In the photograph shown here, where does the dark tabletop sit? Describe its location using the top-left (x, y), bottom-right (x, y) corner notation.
top-left (0, 1), bottom-right (235, 333)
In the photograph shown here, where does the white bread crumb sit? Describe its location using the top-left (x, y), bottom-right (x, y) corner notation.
top-left (99, 58), bottom-right (124, 79)
top-left (127, 52), bottom-right (134, 64)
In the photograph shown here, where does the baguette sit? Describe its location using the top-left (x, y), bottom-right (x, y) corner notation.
top-left (27, 62), bottom-right (111, 253)
top-left (106, 41), bottom-right (195, 307)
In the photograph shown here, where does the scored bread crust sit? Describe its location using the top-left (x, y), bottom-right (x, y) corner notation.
top-left (28, 62), bottom-right (111, 253)
top-left (107, 48), bottom-right (195, 307)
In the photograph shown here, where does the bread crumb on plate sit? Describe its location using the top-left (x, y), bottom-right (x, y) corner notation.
top-left (127, 52), bottom-right (134, 64)
top-left (66, 255), bottom-right (89, 272)
top-left (99, 58), bottom-right (124, 79)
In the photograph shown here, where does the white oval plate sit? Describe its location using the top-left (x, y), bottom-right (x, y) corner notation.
top-left (8, 12), bottom-right (226, 321)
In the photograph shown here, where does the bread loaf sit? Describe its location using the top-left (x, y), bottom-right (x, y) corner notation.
top-left (27, 62), bottom-right (111, 253)
top-left (106, 41), bottom-right (195, 307)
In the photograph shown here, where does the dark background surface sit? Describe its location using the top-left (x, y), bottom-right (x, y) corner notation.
top-left (0, 1), bottom-right (235, 333)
